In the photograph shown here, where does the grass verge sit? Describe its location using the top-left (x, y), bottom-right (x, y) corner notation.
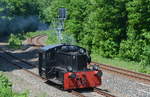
top-left (91, 53), bottom-right (150, 74)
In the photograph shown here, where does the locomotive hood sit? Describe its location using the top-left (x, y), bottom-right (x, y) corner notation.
top-left (39, 44), bottom-right (91, 71)
top-left (39, 44), bottom-right (88, 55)
top-left (39, 44), bottom-right (63, 52)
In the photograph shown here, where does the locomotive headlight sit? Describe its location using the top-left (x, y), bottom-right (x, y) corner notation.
top-left (69, 73), bottom-right (76, 79)
top-left (93, 65), bottom-right (100, 70)
top-left (67, 66), bottom-right (73, 72)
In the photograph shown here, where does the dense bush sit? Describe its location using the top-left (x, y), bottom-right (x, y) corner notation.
top-left (119, 0), bottom-right (150, 69)
top-left (8, 34), bottom-right (23, 49)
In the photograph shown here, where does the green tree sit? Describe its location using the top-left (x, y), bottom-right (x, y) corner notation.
top-left (82, 0), bottom-right (127, 58)
top-left (119, 0), bottom-right (150, 62)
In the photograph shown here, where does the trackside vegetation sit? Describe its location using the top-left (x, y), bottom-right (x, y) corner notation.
top-left (8, 34), bottom-right (23, 49)
top-left (0, 0), bottom-right (150, 73)
top-left (0, 73), bottom-right (28, 97)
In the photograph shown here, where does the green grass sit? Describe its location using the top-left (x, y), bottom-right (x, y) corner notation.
top-left (91, 53), bottom-right (150, 74)
top-left (0, 72), bottom-right (29, 97)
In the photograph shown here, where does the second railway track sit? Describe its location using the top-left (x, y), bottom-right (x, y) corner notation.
top-left (27, 34), bottom-right (47, 47)
top-left (92, 62), bottom-right (150, 83)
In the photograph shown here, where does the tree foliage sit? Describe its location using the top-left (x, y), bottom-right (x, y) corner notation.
top-left (119, 0), bottom-right (150, 64)
top-left (0, 0), bottom-right (150, 68)
top-left (45, 0), bottom-right (150, 68)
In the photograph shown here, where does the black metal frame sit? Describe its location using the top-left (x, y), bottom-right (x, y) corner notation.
top-left (38, 44), bottom-right (91, 84)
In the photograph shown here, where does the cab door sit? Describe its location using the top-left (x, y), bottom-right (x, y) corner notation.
top-left (39, 52), bottom-right (47, 78)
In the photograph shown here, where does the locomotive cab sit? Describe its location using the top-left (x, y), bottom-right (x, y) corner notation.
top-left (39, 44), bottom-right (102, 90)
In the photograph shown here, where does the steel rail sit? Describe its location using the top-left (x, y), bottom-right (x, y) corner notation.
top-left (94, 88), bottom-right (116, 97)
top-left (92, 62), bottom-right (150, 83)
top-left (0, 54), bottom-right (46, 81)
top-left (1, 49), bottom-right (36, 67)
top-left (71, 90), bottom-right (87, 97)
top-left (28, 34), bottom-right (46, 47)
top-left (0, 51), bottom-right (86, 97)
top-left (35, 35), bottom-right (46, 47)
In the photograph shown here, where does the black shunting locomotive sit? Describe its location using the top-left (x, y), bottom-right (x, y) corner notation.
top-left (38, 44), bottom-right (102, 90)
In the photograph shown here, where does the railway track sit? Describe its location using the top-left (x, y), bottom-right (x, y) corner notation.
top-left (2, 50), bottom-right (36, 67)
top-left (29, 34), bottom-right (150, 84)
top-left (0, 51), bottom-right (85, 97)
top-left (0, 49), bottom-right (116, 97)
top-left (92, 62), bottom-right (150, 83)
top-left (71, 90), bottom-right (86, 97)
top-left (93, 88), bottom-right (116, 97)
top-left (27, 34), bottom-right (47, 47)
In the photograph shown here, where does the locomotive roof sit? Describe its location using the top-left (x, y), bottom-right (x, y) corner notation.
top-left (39, 44), bottom-right (86, 52)
top-left (40, 44), bottom-right (63, 51)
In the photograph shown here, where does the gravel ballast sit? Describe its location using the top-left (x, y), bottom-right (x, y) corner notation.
top-left (0, 56), bottom-right (76, 97)
top-left (100, 70), bottom-right (150, 97)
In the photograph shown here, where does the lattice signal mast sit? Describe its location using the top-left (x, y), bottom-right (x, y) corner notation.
top-left (57, 8), bottom-right (67, 42)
